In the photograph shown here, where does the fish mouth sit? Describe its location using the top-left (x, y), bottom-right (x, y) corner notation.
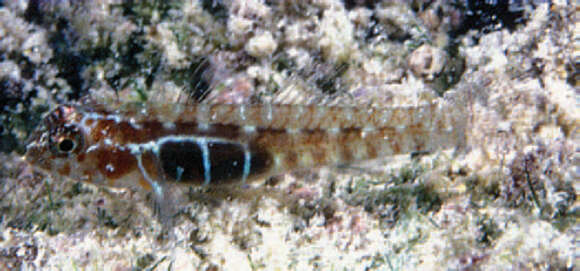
top-left (23, 121), bottom-right (50, 160)
top-left (23, 141), bottom-right (49, 169)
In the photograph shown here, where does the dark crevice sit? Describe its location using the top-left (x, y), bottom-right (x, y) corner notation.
top-left (450, 0), bottom-right (531, 40)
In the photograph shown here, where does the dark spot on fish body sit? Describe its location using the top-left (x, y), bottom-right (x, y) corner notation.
top-left (159, 140), bottom-right (206, 185)
top-left (157, 139), bottom-right (274, 185)
top-left (207, 141), bottom-right (247, 184)
top-left (248, 144), bottom-right (273, 177)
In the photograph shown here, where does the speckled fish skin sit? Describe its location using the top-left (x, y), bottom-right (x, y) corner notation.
top-left (25, 102), bottom-right (466, 196)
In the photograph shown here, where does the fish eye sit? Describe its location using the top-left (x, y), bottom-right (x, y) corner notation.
top-left (48, 124), bottom-right (84, 157)
top-left (57, 137), bottom-right (76, 153)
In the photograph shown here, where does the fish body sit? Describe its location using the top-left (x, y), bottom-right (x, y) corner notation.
top-left (25, 102), bottom-right (465, 196)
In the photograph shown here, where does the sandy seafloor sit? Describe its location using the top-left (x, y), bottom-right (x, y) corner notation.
top-left (0, 0), bottom-right (577, 270)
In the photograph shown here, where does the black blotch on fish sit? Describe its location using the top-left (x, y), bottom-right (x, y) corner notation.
top-left (159, 140), bottom-right (206, 184)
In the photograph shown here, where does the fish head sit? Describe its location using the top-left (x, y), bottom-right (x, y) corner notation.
top-left (25, 105), bottom-right (87, 179)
